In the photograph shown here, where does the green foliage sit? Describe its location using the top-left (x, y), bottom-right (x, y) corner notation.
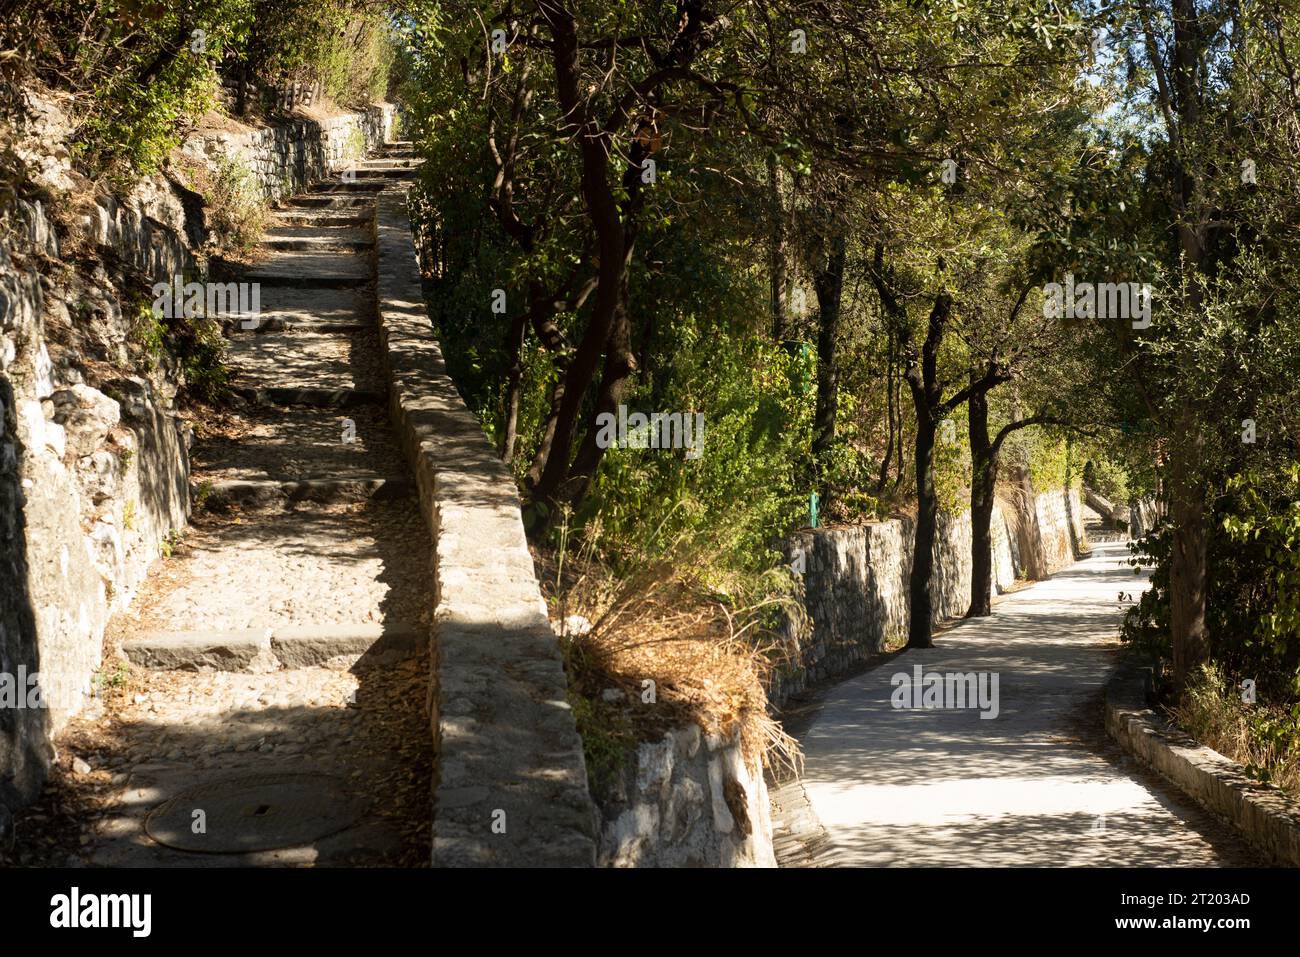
top-left (1123, 466), bottom-right (1300, 702)
top-left (1220, 468), bottom-right (1300, 697)
top-left (130, 286), bottom-right (230, 404)
top-left (182, 153), bottom-right (268, 255)
top-left (565, 691), bottom-right (635, 802)
top-left (11, 0), bottom-right (398, 179)
top-left (91, 661), bottom-right (131, 694)
top-left (581, 335), bottom-right (809, 576)
top-left (1173, 664), bottom-right (1300, 793)
top-left (1082, 456), bottom-right (1130, 504)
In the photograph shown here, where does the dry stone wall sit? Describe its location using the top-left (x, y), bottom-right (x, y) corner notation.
top-left (596, 723), bottom-right (776, 867)
top-left (182, 105), bottom-right (395, 204)
top-left (1, 91), bottom-right (194, 812)
top-left (771, 487), bottom-right (1084, 708)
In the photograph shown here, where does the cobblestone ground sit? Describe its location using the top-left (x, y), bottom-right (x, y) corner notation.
top-left (1, 144), bottom-right (434, 868)
top-left (774, 542), bottom-right (1266, 868)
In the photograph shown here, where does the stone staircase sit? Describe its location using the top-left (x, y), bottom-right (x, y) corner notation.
top-left (81, 143), bottom-right (437, 865)
top-left (125, 141), bottom-right (425, 667)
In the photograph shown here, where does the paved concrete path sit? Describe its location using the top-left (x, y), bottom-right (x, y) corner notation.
top-left (775, 541), bottom-right (1263, 867)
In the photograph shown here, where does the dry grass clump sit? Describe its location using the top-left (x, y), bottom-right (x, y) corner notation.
top-left (535, 523), bottom-right (803, 798)
top-left (1169, 664), bottom-right (1300, 800)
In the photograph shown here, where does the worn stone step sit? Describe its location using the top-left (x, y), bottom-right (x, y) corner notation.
top-left (233, 385), bottom-right (386, 408)
top-left (260, 226), bottom-right (371, 252)
top-left (352, 168), bottom-right (418, 179)
top-left (198, 475), bottom-right (414, 508)
top-left (273, 210), bottom-right (372, 228)
top-left (194, 403), bottom-right (406, 483)
top-left (285, 194), bottom-right (374, 209)
top-left (123, 622), bottom-right (428, 671)
top-left (122, 498), bottom-right (432, 639)
top-left (242, 249), bottom-right (373, 288)
top-left (227, 317), bottom-right (368, 335)
top-left (262, 239), bottom-right (372, 254)
top-left (310, 180), bottom-right (404, 193)
top-left (359, 159), bottom-right (418, 170)
top-left (226, 328), bottom-right (386, 402)
top-left (241, 286), bottom-right (373, 330)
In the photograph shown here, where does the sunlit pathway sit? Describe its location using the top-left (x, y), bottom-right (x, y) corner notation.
top-left (776, 542), bottom-right (1263, 867)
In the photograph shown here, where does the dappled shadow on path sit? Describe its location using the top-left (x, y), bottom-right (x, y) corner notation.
top-left (780, 542), bottom-right (1263, 867)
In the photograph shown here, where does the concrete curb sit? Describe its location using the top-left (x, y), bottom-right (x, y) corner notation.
top-left (373, 187), bottom-right (598, 867)
top-left (1103, 657), bottom-right (1300, 866)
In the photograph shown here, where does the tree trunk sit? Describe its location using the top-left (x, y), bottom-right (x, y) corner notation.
top-left (811, 233), bottom-right (845, 465)
top-left (1168, 408), bottom-right (1210, 687)
top-left (565, 290), bottom-right (637, 502)
top-left (967, 387), bottom-right (996, 617)
top-left (876, 338), bottom-right (896, 495)
top-left (768, 154), bottom-right (789, 342)
top-left (501, 310), bottom-right (527, 464)
top-left (529, 3), bottom-right (628, 505)
top-left (909, 411), bottom-right (938, 647)
top-left (1012, 463), bottom-right (1048, 580)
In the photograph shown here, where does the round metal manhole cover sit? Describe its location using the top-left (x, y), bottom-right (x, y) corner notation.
top-left (144, 774), bottom-right (363, 853)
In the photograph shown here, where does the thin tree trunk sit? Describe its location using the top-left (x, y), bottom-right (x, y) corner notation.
top-left (811, 233), bottom-right (846, 466)
top-left (769, 154), bottom-right (788, 342)
top-left (876, 338), bottom-right (895, 495)
top-left (909, 410), bottom-right (938, 647)
top-left (1168, 407), bottom-right (1210, 687)
top-left (967, 386), bottom-right (996, 617)
top-left (1012, 463), bottom-right (1048, 580)
top-left (501, 310), bottom-right (527, 464)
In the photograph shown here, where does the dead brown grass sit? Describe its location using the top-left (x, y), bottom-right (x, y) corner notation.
top-left (534, 528), bottom-right (803, 790)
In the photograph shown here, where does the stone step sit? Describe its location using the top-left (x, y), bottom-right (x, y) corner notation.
top-left (263, 231), bottom-right (372, 253)
top-left (242, 249), bottom-right (373, 289)
top-left (123, 622), bottom-right (428, 671)
top-left (352, 168), bottom-right (418, 180)
top-left (240, 286), bottom-right (373, 330)
top-left (273, 210), bottom-right (372, 228)
top-left (233, 385), bottom-right (387, 408)
top-left (309, 180), bottom-right (406, 194)
top-left (226, 328), bottom-right (386, 397)
top-left (285, 195), bottom-right (374, 209)
top-left (198, 475), bottom-right (414, 509)
top-left (193, 404), bottom-right (406, 485)
top-left (227, 317), bottom-right (368, 335)
top-left (119, 498), bottom-right (432, 645)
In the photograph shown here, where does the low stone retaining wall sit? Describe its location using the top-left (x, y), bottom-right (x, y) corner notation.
top-left (1129, 498), bottom-right (1162, 538)
top-left (597, 723), bottom-right (775, 867)
top-left (771, 487), bottom-right (1083, 707)
top-left (1104, 660), bottom-right (1300, 866)
top-left (183, 104), bottom-right (395, 203)
top-left (374, 191), bottom-right (598, 866)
